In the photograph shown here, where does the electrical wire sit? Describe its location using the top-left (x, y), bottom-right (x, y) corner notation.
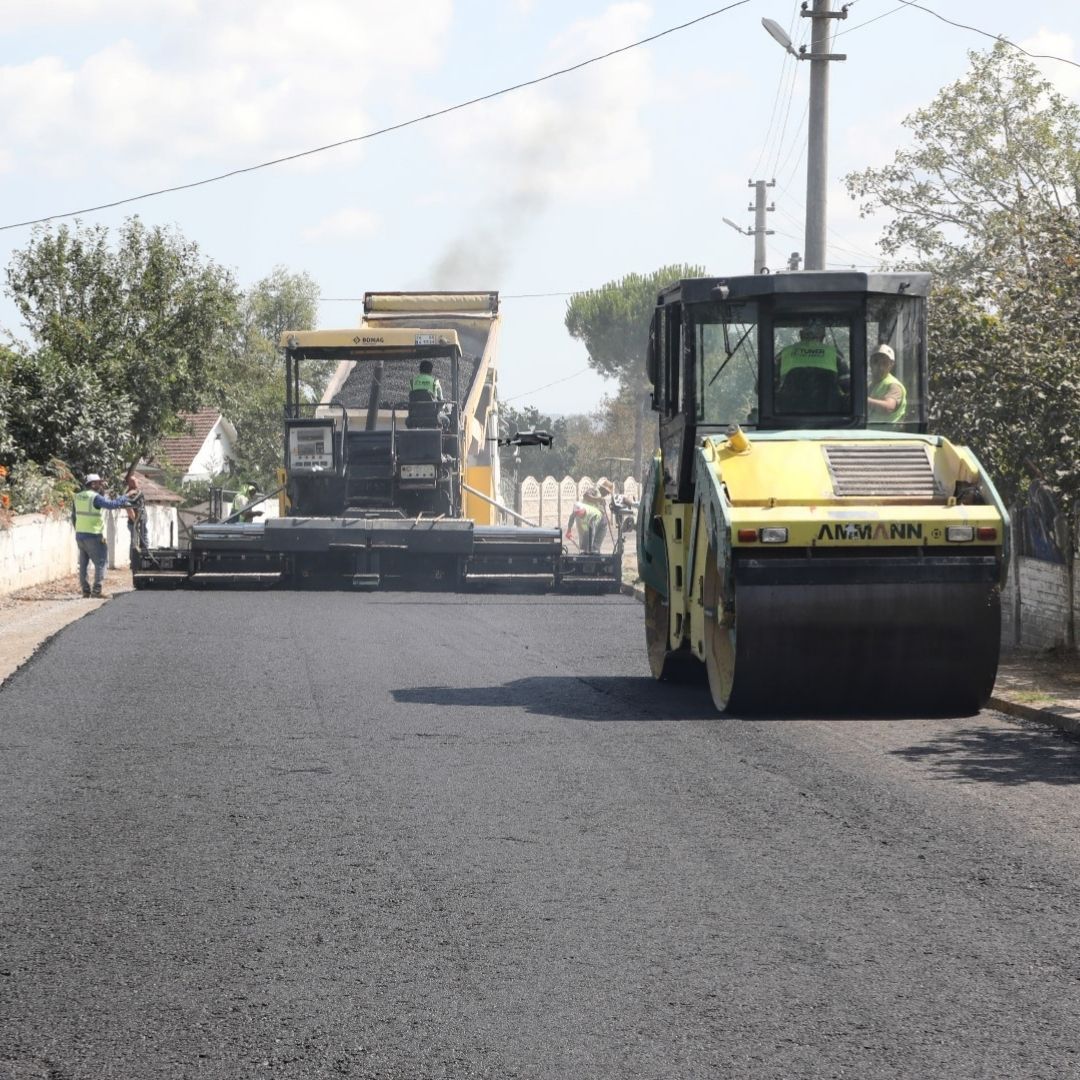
top-left (751, 0), bottom-right (802, 178)
top-left (895, 0), bottom-right (1080, 70)
top-left (500, 368), bottom-right (591, 403)
top-left (0, 0), bottom-right (753, 233)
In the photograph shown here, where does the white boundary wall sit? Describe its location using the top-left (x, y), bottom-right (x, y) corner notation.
top-left (0, 506), bottom-right (178, 595)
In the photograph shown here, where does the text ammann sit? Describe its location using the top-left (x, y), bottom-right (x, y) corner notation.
top-left (816, 522), bottom-right (924, 541)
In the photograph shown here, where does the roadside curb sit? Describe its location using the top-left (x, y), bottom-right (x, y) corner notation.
top-left (986, 695), bottom-right (1080, 738)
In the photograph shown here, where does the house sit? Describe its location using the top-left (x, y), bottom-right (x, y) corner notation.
top-left (151, 407), bottom-right (237, 484)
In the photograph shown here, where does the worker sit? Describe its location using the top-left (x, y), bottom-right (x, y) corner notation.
top-left (868, 343), bottom-right (907, 423)
top-left (410, 359), bottom-right (444, 402)
top-left (409, 359), bottom-right (449, 430)
top-left (776, 324), bottom-right (843, 412)
top-left (125, 474), bottom-right (148, 554)
top-left (73, 472), bottom-right (132, 598)
top-left (565, 487), bottom-right (608, 553)
top-left (231, 482), bottom-right (261, 522)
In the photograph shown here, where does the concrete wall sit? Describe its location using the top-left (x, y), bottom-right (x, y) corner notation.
top-left (0, 506), bottom-right (179, 595)
top-left (0, 514), bottom-right (78, 594)
top-left (1000, 548), bottom-right (1074, 652)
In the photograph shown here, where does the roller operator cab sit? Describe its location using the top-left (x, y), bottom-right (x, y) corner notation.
top-left (637, 272), bottom-right (1008, 716)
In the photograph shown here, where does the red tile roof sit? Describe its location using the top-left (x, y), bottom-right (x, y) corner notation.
top-left (155, 408), bottom-right (223, 472)
top-left (130, 471), bottom-right (182, 504)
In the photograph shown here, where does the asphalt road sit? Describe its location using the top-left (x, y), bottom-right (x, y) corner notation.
top-left (2, 591), bottom-right (1080, 1079)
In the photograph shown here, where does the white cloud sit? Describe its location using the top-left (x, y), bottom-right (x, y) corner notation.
top-left (1020, 28), bottom-right (1080, 100)
top-left (6, 0), bottom-right (196, 30)
top-left (302, 207), bottom-right (379, 242)
top-left (0, 0), bottom-right (453, 183)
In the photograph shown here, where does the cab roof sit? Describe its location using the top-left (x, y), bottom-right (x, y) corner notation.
top-left (279, 327), bottom-right (462, 352)
top-left (658, 271), bottom-right (931, 306)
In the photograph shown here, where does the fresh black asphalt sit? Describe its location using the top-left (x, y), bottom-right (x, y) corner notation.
top-left (2, 591), bottom-right (1080, 1078)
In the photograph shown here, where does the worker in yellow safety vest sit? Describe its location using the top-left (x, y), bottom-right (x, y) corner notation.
top-left (565, 487), bottom-right (608, 553)
top-left (73, 472), bottom-right (132, 598)
top-left (868, 343), bottom-right (907, 423)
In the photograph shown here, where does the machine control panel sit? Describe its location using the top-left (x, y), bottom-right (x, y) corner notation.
top-left (288, 424), bottom-right (334, 473)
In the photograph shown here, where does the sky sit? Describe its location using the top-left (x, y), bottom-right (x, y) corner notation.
top-left (1, 0), bottom-right (1077, 415)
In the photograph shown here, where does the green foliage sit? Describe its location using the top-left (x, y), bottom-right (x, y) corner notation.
top-left (564, 264), bottom-right (706, 476)
top-left (2, 458), bottom-right (78, 519)
top-left (564, 264), bottom-right (706, 383)
top-left (5, 217), bottom-right (243, 470)
top-left (846, 44), bottom-right (1080, 514)
top-left (225, 267), bottom-right (323, 486)
top-left (929, 209), bottom-right (1080, 510)
top-left (845, 42), bottom-right (1080, 280)
top-left (0, 345), bottom-right (134, 479)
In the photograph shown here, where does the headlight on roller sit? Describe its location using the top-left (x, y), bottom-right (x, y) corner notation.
top-left (946, 526), bottom-right (974, 542)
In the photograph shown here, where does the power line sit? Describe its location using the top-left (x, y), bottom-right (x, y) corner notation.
top-left (501, 368), bottom-right (592, 404)
top-left (895, 0), bottom-right (1080, 70)
top-left (0, 0), bottom-right (753, 234)
top-left (752, 1), bottom-right (802, 178)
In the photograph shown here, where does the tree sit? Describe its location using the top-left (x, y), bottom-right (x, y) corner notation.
top-left (4, 217), bottom-right (243, 478)
top-left (226, 268), bottom-right (322, 486)
top-left (928, 208), bottom-right (1080, 511)
top-left (565, 264), bottom-right (706, 479)
top-left (0, 346), bottom-right (134, 478)
top-left (845, 42), bottom-right (1080, 280)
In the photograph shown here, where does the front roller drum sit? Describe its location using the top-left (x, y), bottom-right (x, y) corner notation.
top-left (644, 584), bottom-right (702, 682)
top-left (704, 553), bottom-right (1001, 717)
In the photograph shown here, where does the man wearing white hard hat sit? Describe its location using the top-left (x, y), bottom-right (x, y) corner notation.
top-left (73, 472), bottom-right (132, 598)
top-left (868, 343), bottom-right (907, 423)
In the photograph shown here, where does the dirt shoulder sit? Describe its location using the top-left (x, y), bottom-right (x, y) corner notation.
top-left (0, 574), bottom-right (133, 684)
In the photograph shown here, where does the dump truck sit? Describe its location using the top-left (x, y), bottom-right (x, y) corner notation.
top-left (637, 271), bottom-right (1007, 716)
top-left (132, 291), bottom-right (622, 591)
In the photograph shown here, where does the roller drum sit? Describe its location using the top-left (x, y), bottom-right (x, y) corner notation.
top-left (725, 553), bottom-right (1001, 716)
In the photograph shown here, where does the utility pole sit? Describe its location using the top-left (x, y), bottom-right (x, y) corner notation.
top-left (749, 179), bottom-right (776, 274)
top-left (723, 180), bottom-right (775, 274)
top-left (802, 0), bottom-right (847, 269)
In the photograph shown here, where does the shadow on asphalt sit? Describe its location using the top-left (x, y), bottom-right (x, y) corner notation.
top-left (890, 725), bottom-right (1080, 786)
top-left (393, 675), bottom-right (717, 721)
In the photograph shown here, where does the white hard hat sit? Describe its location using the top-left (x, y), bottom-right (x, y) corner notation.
top-left (872, 344), bottom-right (896, 362)
top-left (85, 473), bottom-right (102, 483)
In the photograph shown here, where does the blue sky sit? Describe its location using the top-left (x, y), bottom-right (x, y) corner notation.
top-left (1, 0), bottom-right (1076, 414)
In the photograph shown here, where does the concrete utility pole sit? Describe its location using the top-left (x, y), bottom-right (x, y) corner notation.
top-left (723, 180), bottom-right (775, 275)
top-left (749, 179), bottom-right (776, 274)
top-left (803, 0), bottom-right (847, 270)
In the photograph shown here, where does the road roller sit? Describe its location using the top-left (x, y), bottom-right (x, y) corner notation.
top-left (636, 271), bottom-right (1007, 715)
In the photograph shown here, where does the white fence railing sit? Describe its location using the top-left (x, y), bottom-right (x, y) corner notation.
top-left (517, 475), bottom-right (640, 530)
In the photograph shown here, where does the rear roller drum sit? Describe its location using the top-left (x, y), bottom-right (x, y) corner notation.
top-left (645, 584), bottom-right (700, 682)
top-left (703, 549), bottom-right (737, 711)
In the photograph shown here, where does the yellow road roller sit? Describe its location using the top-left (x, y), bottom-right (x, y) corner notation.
top-left (636, 271), bottom-right (1007, 715)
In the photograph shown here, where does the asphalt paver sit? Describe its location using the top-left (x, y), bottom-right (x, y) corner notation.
top-left (3, 590), bottom-right (1080, 1078)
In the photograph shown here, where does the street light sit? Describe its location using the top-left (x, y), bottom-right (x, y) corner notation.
top-left (762, 2), bottom-right (847, 271)
top-left (722, 217), bottom-right (749, 235)
top-left (761, 18), bottom-right (798, 57)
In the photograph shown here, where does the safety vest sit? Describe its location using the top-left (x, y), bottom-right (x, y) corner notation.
top-left (778, 342), bottom-right (839, 379)
top-left (576, 502), bottom-right (602, 526)
top-left (232, 491), bottom-right (248, 516)
top-left (74, 488), bottom-right (104, 535)
top-left (869, 372), bottom-right (907, 423)
top-left (410, 373), bottom-right (438, 396)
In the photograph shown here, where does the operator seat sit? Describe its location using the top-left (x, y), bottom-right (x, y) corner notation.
top-left (776, 368), bottom-right (844, 414)
top-left (406, 388), bottom-right (440, 429)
